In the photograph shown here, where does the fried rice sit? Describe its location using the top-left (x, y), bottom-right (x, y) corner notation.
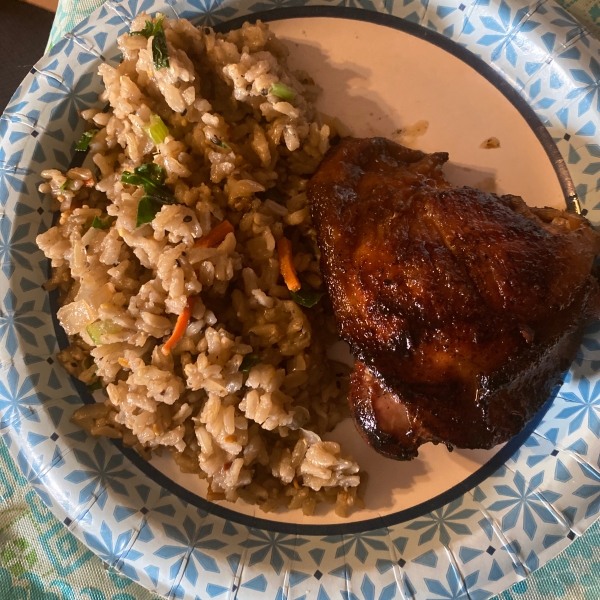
top-left (36, 14), bottom-right (365, 517)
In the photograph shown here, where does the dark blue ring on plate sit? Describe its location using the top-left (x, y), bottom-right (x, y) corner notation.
top-left (55, 5), bottom-right (571, 535)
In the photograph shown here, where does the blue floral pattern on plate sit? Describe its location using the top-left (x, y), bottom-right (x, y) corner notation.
top-left (3, 0), bottom-right (600, 598)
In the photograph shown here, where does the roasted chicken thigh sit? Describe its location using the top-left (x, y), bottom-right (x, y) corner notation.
top-left (308, 137), bottom-right (600, 459)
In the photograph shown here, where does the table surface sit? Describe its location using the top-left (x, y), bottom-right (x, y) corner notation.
top-left (3, 0), bottom-right (600, 598)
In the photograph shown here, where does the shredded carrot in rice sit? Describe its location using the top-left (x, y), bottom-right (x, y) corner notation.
top-left (194, 219), bottom-right (234, 248)
top-left (277, 237), bottom-right (301, 292)
top-left (162, 296), bottom-right (195, 355)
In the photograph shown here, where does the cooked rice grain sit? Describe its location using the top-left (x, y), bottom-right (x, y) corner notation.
top-left (38, 15), bottom-right (361, 516)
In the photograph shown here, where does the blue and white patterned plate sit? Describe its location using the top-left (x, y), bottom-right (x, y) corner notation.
top-left (4, 0), bottom-right (600, 597)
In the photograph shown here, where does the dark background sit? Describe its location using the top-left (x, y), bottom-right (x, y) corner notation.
top-left (1, 0), bottom-right (54, 112)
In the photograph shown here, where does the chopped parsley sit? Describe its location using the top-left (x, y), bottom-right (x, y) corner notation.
top-left (290, 284), bottom-right (324, 308)
top-left (211, 136), bottom-right (230, 150)
top-left (75, 128), bottom-right (99, 151)
top-left (130, 15), bottom-right (169, 70)
top-left (121, 163), bottom-right (176, 227)
top-left (91, 215), bottom-right (116, 230)
top-left (239, 353), bottom-right (261, 372)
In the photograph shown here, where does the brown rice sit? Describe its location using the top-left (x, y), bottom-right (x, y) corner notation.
top-left (37, 14), bottom-right (364, 517)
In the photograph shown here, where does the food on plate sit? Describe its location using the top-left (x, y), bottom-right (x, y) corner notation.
top-left (34, 9), bottom-right (597, 517)
top-left (308, 137), bottom-right (600, 460)
top-left (36, 15), bottom-right (366, 516)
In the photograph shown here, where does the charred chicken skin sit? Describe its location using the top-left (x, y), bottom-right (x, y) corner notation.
top-left (307, 137), bottom-right (600, 460)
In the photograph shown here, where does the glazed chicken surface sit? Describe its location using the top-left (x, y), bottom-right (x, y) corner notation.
top-left (307, 137), bottom-right (600, 460)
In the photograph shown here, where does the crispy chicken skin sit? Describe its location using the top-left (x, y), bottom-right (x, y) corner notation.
top-left (307, 137), bottom-right (600, 459)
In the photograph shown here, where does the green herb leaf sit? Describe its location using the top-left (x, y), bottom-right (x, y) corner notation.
top-left (130, 20), bottom-right (156, 38)
top-left (120, 170), bottom-right (144, 187)
top-left (91, 215), bottom-right (116, 230)
top-left (136, 196), bottom-right (164, 227)
top-left (270, 82), bottom-right (296, 102)
top-left (87, 380), bottom-right (103, 392)
top-left (130, 16), bottom-right (170, 69)
top-left (144, 114), bottom-right (169, 145)
top-left (152, 29), bottom-right (170, 70)
top-left (210, 136), bottom-right (230, 150)
top-left (239, 353), bottom-right (261, 372)
top-left (290, 285), bottom-right (325, 308)
top-left (121, 164), bottom-right (170, 196)
top-left (122, 164), bottom-right (176, 227)
top-left (60, 180), bottom-right (69, 190)
top-left (76, 128), bottom-right (99, 151)
top-left (134, 163), bottom-right (167, 186)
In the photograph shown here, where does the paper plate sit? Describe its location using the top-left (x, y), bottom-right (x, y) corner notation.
top-left (3, 0), bottom-right (600, 597)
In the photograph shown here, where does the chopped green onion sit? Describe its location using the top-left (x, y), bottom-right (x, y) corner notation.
top-left (91, 215), bottom-right (116, 230)
top-left (86, 320), bottom-right (122, 344)
top-left (75, 128), bottom-right (99, 151)
top-left (144, 114), bottom-right (169, 145)
top-left (60, 180), bottom-right (69, 190)
top-left (270, 82), bottom-right (296, 102)
top-left (290, 285), bottom-right (325, 308)
top-left (239, 353), bottom-right (261, 372)
top-left (87, 380), bottom-right (103, 392)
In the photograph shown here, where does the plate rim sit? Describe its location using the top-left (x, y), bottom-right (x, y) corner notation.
top-left (51, 4), bottom-right (577, 537)
top-left (3, 0), bottom-right (600, 598)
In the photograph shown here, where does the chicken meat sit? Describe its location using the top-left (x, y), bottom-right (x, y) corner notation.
top-left (307, 137), bottom-right (600, 459)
